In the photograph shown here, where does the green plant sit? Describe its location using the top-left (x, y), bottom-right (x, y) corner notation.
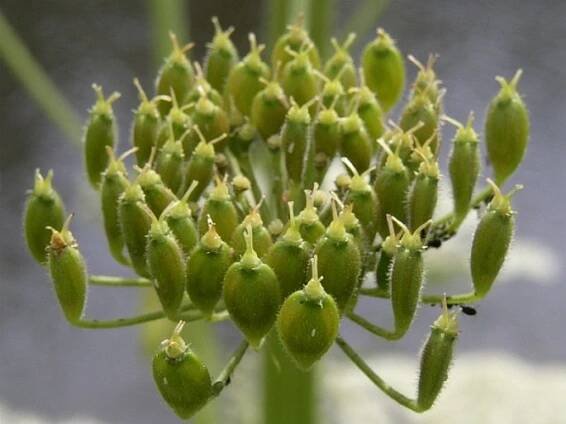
top-left (17, 13), bottom-right (529, 422)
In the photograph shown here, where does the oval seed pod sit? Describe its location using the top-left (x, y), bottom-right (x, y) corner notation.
top-left (271, 21), bottom-right (321, 70)
top-left (163, 182), bottom-right (199, 255)
top-left (146, 217), bottom-right (186, 320)
top-left (187, 219), bottom-right (233, 315)
top-left (156, 90), bottom-right (192, 151)
top-left (280, 100), bottom-right (312, 183)
top-left (136, 159), bottom-right (177, 217)
top-left (250, 64), bottom-right (289, 141)
top-left (47, 216), bottom-right (86, 324)
top-left (155, 33), bottom-right (195, 116)
top-left (152, 322), bottom-right (212, 419)
top-left (265, 202), bottom-right (311, 298)
top-left (375, 215), bottom-right (400, 292)
top-left (324, 33), bottom-right (357, 90)
top-left (446, 113), bottom-right (480, 225)
top-left (408, 154), bottom-right (439, 233)
top-left (485, 70), bottom-right (529, 185)
top-left (197, 177), bottom-right (239, 242)
top-left (83, 84), bottom-right (120, 188)
top-left (297, 186), bottom-right (326, 245)
top-left (185, 62), bottom-right (225, 108)
top-left (155, 129), bottom-right (185, 195)
top-left (24, 169), bottom-right (65, 265)
top-left (100, 147), bottom-right (135, 265)
top-left (228, 120), bottom-right (257, 155)
top-left (319, 75), bottom-right (347, 116)
top-left (418, 298), bottom-right (459, 411)
top-left (313, 105), bottom-right (341, 182)
top-left (281, 47), bottom-right (318, 108)
top-left (231, 202), bottom-right (273, 258)
top-left (400, 92), bottom-right (441, 155)
top-left (471, 180), bottom-right (521, 298)
top-left (361, 28), bottom-right (405, 112)
top-left (223, 226), bottom-right (281, 348)
top-left (339, 112), bottom-right (372, 173)
top-left (205, 17), bottom-right (239, 93)
top-left (184, 126), bottom-right (225, 201)
top-left (118, 183), bottom-right (153, 278)
top-left (277, 256), bottom-right (340, 370)
top-left (186, 92), bottom-right (230, 154)
top-left (332, 194), bottom-right (367, 257)
top-left (408, 54), bottom-right (443, 108)
top-left (342, 158), bottom-right (378, 242)
top-left (352, 72), bottom-right (386, 141)
top-left (131, 78), bottom-right (162, 166)
top-left (389, 217), bottom-right (430, 337)
top-left (315, 202), bottom-right (361, 311)
top-left (226, 33), bottom-right (271, 117)
top-left (374, 139), bottom-right (410, 239)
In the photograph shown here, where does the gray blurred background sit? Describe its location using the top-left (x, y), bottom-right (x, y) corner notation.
top-left (1, 0), bottom-right (565, 423)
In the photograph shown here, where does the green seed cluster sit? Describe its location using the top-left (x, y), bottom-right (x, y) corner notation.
top-left (22, 17), bottom-right (529, 418)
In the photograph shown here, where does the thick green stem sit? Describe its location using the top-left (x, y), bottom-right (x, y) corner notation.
top-left (307, 0), bottom-right (334, 58)
top-left (89, 275), bottom-right (152, 287)
top-left (264, 0), bottom-right (290, 50)
top-left (147, 0), bottom-right (188, 64)
top-left (212, 340), bottom-right (249, 396)
top-left (346, 311), bottom-right (401, 341)
top-left (335, 336), bottom-right (422, 412)
top-left (339, 0), bottom-right (389, 46)
top-left (0, 11), bottom-right (82, 143)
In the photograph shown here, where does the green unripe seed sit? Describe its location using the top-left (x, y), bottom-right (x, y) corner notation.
top-left (281, 101), bottom-right (312, 183)
top-left (47, 216), bottom-right (87, 324)
top-left (155, 33), bottom-right (195, 116)
top-left (131, 78), bottom-right (161, 167)
top-left (340, 113), bottom-right (372, 173)
top-left (485, 70), bottom-right (529, 185)
top-left (446, 113), bottom-right (480, 225)
top-left (408, 156), bottom-right (439, 232)
top-left (197, 178), bottom-right (239, 242)
top-left (361, 28), bottom-right (405, 112)
top-left (408, 54), bottom-right (443, 108)
top-left (223, 226), bottom-right (281, 348)
top-left (231, 204), bottom-right (273, 258)
top-left (163, 181), bottom-right (200, 255)
top-left (187, 220), bottom-right (233, 316)
top-left (186, 62), bottom-right (225, 108)
top-left (417, 298), bottom-right (458, 411)
top-left (277, 256), bottom-right (340, 370)
top-left (251, 68), bottom-right (289, 141)
top-left (470, 180), bottom-right (520, 298)
top-left (205, 17), bottom-right (239, 93)
top-left (24, 169), bottom-right (66, 265)
top-left (400, 93), bottom-right (440, 155)
top-left (265, 202), bottom-right (311, 298)
top-left (354, 84), bottom-right (385, 141)
top-left (157, 90), bottom-right (192, 152)
top-left (136, 165), bottom-right (177, 217)
top-left (118, 183), bottom-right (153, 278)
top-left (226, 34), bottom-right (270, 117)
top-left (297, 186), bottom-right (326, 245)
top-left (228, 121), bottom-right (257, 154)
top-left (152, 322), bottom-right (212, 419)
top-left (281, 48), bottom-right (319, 108)
top-left (186, 94), bottom-right (230, 153)
top-left (324, 34), bottom-right (357, 90)
top-left (156, 134), bottom-right (185, 196)
top-left (343, 158), bottom-right (378, 242)
top-left (315, 203), bottom-right (361, 311)
top-left (83, 84), bottom-right (120, 188)
top-left (271, 22), bottom-right (321, 70)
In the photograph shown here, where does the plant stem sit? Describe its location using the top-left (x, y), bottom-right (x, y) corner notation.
top-left (147, 0), bottom-right (188, 64)
top-left (307, 0), bottom-right (334, 58)
top-left (0, 11), bottom-right (82, 143)
top-left (346, 311), bottom-right (401, 341)
top-left (264, 0), bottom-right (290, 50)
top-left (212, 340), bottom-right (249, 396)
top-left (421, 292), bottom-right (480, 305)
top-left (335, 336), bottom-right (422, 412)
top-left (89, 275), bottom-right (152, 287)
top-left (339, 0), bottom-right (389, 46)
top-left (358, 287), bottom-right (389, 298)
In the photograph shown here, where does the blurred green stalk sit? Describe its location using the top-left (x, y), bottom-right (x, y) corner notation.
top-left (147, 0), bottom-right (188, 63)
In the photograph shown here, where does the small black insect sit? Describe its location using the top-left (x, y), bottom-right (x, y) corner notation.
top-left (427, 238), bottom-right (442, 248)
top-left (460, 305), bottom-right (477, 316)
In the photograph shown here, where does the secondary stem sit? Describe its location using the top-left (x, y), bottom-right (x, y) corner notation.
top-left (212, 340), bottom-right (249, 396)
top-left (89, 275), bottom-right (152, 287)
top-left (346, 311), bottom-right (401, 341)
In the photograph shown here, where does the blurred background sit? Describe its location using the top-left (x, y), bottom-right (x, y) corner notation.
top-left (1, 0), bottom-right (565, 423)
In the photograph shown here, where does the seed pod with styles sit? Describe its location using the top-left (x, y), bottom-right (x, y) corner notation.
top-left (155, 129), bottom-right (185, 195)
top-left (223, 226), bottom-right (281, 348)
top-left (205, 17), bottom-right (239, 93)
top-left (47, 216), bottom-right (87, 324)
top-left (226, 33), bottom-right (271, 117)
top-left (417, 297), bottom-right (459, 411)
top-left (83, 84), bottom-right (120, 188)
top-left (136, 158), bottom-right (177, 217)
top-left (324, 33), bottom-right (357, 90)
top-left (186, 92), bottom-right (230, 154)
top-left (408, 54), bottom-right (443, 108)
top-left (389, 217), bottom-right (430, 338)
top-left (146, 216), bottom-right (186, 320)
top-left (400, 92), bottom-right (441, 156)
top-left (228, 120), bottom-right (257, 155)
top-left (271, 21), bottom-right (321, 70)
top-left (408, 153), bottom-right (439, 233)
top-left (313, 105), bottom-right (340, 182)
top-left (184, 126), bottom-right (225, 201)
top-left (131, 78), bottom-right (162, 167)
top-left (315, 201), bottom-right (361, 311)
top-left (156, 90), bottom-right (191, 151)
top-left (319, 75), bottom-right (347, 116)
top-left (485, 70), bottom-right (529, 185)
top-left (277, 256), bottom-right (340, 370)
top-left (281, 47), bottom-right (319, 108)
top-left (375, 215), bottom-right (400, 292)
top-left (186, 62), bottom-right (225, 108)
top-left (281, 99), bottom-right (312, 183)
top-left (162, 181), bottom-right (200, 256)
top-left (152, 322), bottom-right (212, 419)
top-left (446, 113), bottom-right (480, 225)
top-left (251, 64), bottom-right (289, 141)
top-left (24, 169), bottom-right (65, 265)
top-left (197, 177), bottom-right (239, 242)
top-left (297, 186), bottom-right (326, 245)
top-left (155, 33), bottom-right (195, 116)
top-left (471, 180), bottom-right (521, 298)
top-left (351, 72), bottom-right (385, 141)
top-left (100, 147), bottom-right (136, 265)
top-left (231, 202), bottom-right (273, 258)
top-left (332, 194), bottom-right (366, 256)
top-left (374, 139), bottom-right (410, 239)
top-left (187, 218), bottom-right (233, 316)
top-left (361, 28), bottom-right (405, 112)
top-left (265, 202), bottom-right (311, 298)
top-left (118, 183), bottom-right (153, 278)
top-left (339, 112), bottom-right (372, 173)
